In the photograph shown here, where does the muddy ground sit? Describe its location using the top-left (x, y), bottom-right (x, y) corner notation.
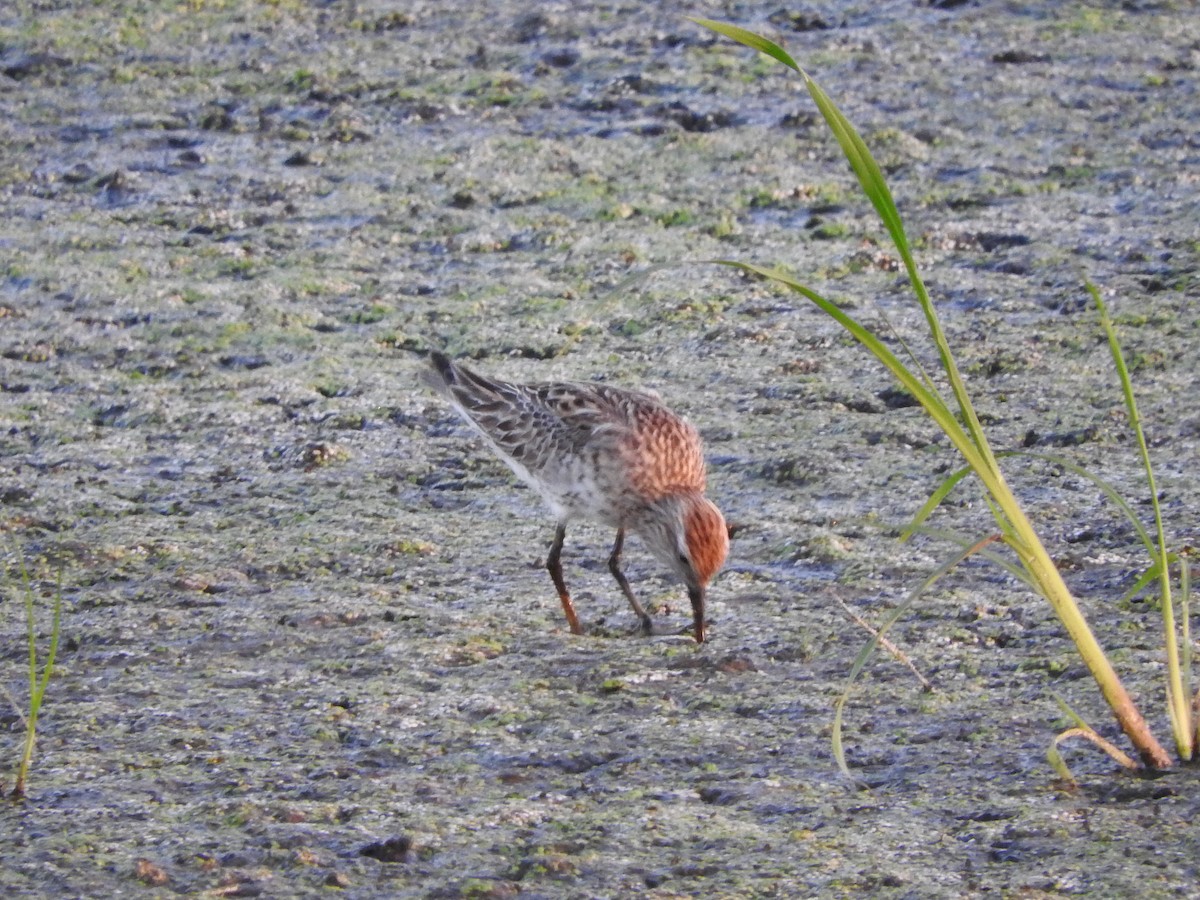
top-left (2, 0), bottom-right (1199, 896)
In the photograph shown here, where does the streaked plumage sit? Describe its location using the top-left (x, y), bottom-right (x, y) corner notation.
top-left (423, 350), bottom-right (727, 642)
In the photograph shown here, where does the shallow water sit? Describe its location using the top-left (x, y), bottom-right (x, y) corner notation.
top-left (2, 0), bottom-right (1200, 896)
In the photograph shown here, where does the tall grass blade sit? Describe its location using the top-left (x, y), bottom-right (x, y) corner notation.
top-left (692, 19), bottom-right (1002, 512)
top-left (1091, 284), bottom-right (1191, 760)
top-left (798, 75), bottom-right (1004, 488)
top-left (706, 260), bottom-right (983, 466)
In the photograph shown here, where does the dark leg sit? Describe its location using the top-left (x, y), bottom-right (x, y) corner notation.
top-left (546, 523), bottom-right (583, 635)
top-left (608, 528), bottom-right (653, 635)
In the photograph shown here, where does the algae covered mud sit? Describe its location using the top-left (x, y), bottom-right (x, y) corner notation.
top-left (3, 1), bottom-right (1200, 896)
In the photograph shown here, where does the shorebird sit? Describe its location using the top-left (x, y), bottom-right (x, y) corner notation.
top-left (423, 350), bottom-right (728, 643)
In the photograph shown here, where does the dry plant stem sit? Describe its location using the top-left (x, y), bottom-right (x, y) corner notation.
top-left (835, 596), bottom-right (932, 692)
top-left (1054, 727), bottom-right (1140, 772)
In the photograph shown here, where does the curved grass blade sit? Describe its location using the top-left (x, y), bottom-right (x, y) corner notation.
top-left (904, 447), bottom-right (1158, 568)
top-left (799, 74), bottom-right (912, 266)
top-left (1047, 692), bottom-right (1139, 784)
top-left (797, 71), bottom-right (1003, 485)
top-left (692, 18), bottom-right (1004, 493)
top-left (685, 17), bottom-right (801, 72)
top-left (706, 260), bottom-right (986, 468)
top-left (1048, 728), bottom-right (1140, 784)
top-left (1016, 450), bottom-right (1156, 559)
top-left (903, 523), bottom-right (1034, 590)
top-left (13, 559), bottom-right (64, 799)
top-left (1120, 562), bottom-right (1164, 608)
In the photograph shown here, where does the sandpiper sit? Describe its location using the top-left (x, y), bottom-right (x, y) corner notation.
top-left (423, 351), bottom-right (728, 643)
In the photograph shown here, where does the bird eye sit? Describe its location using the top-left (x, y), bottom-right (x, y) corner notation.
top-left (678, 552), bottom-right (690, 565)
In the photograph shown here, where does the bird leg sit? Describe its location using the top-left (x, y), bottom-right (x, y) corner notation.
top-left (608, 528), bottom-right (654, 635)
top-left (546, 523), bottom-right (584, 635)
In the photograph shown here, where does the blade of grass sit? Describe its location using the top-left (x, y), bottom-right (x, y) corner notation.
top-left (1119, 562), bottom-right (1165, 608)
top-left (686, 17), bottom-right (802, 72)
top-left (1017, 451), bottom-right (1157, 558)
top-left (700, 22), bottom-right (1002, 487)
top-left (1092, 284), bottom-right (1191, 760)
top-left (904, 449), bottom-right (1159, 559)
top-left (12, 560), bottom-right (63, 800)
top-left (899, 465), bottom-right (976, 542)
top-left (902, 523), bottom-right (1035, 590)
top-left (1049, 727), bottom-right (1140, 784)
top-left (707, 260), bottom-right (983, 470)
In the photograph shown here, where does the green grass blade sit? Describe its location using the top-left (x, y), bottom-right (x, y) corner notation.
top-left (1051, 691), bottom-right (1094, 731)
top-left (686, 17), bottom-right (801, 72)
top-left (831, 593), bottom-right (913, 785)
top-left (1180, 554), bottom-right (1191, 711)
top-left (707, 259), bottom-right (988, 469)
top-left (688, 19), bottom-right (907, 264)
top-left (1120, 562), bottom-right (1163, 607)
top-left (1046, 740), bottom-right (1075, 783)
top-left (1092, 283), bottom-right (1190, 760)
top-left (794, 69), bottom-right (1004, 484)
top-left (799, 74), bottom-right (911, 263)
top-left (22, 557), bottom-right (38, 704)
top-left (900, 464), bottom-right (975, 542)
top-left (694, 17), bottom-right (1007, 499)
top-left (32, 571), bottom-right (64, 707)
top-left (1046, 690), bottom-right (1091, 785)
top-left (1014, 451), bottom-right (1156, 558)
top-left (11, 556), bottom-right (64, 799)
top-left (903, 523), bottom-right (1034, 590)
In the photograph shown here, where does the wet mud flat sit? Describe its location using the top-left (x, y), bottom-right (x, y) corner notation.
top-left (2, 1), bottom-right (1200, 896)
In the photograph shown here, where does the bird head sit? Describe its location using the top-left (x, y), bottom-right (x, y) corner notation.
top-left (637, 493), bottom-right (728, 643)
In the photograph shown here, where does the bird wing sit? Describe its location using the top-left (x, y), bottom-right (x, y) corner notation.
top-left (428, 354), bottom-right (623, 469)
